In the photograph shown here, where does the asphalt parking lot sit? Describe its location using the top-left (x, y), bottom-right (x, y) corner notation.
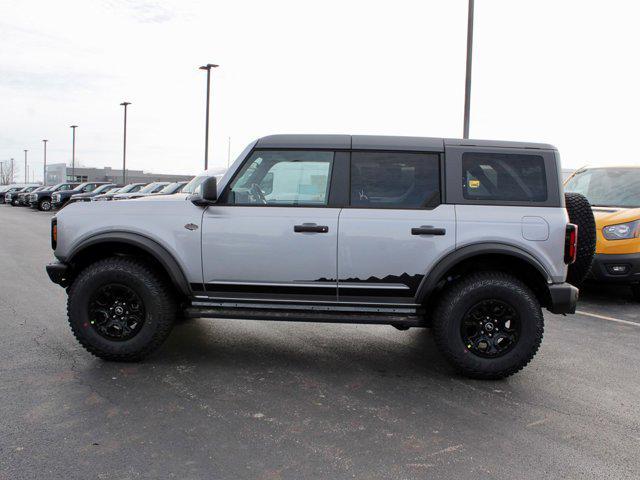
top-left (0, 205), bottom-right (638, 480)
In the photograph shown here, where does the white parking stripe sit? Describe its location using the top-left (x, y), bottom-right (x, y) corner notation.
top-left (576, 310), bottom-right (640, 327)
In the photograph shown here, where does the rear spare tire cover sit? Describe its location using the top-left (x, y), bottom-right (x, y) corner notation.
top-left (565, 192), bottom-right (596, 287)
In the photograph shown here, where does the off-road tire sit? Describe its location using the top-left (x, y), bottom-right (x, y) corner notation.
top-left (432, 272), bottom-right (544, 380)
top-left (565, 192), bottom-right (596, 287)
top-left (38, 198), bottom-right (52, 211)
top-left (67, 257), bottom-right (177, 361)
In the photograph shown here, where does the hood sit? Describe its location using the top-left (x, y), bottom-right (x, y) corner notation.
top-left (592, 207), bottom-right (640, 227)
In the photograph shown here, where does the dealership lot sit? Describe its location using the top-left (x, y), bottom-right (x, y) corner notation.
top-left (0, 206), bottom-right (638, 479)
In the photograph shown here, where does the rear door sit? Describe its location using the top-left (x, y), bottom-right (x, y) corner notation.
top-left (201, 149), bottom-right (343, 302)
top-left (337, 150), bottom-right (456, 304)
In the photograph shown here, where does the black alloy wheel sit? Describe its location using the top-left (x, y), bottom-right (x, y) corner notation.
top-left (461, 299), bottom-right (520, 358)
top-left (88, 284), bottom-right (146, 341)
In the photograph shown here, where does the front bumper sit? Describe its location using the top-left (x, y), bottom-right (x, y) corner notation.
top-left (46, 261), bottom-right (70, 287)
top-left (547, 282), bottom-right (579, 314)
top-left (587, 252), bottom-right (640, 284)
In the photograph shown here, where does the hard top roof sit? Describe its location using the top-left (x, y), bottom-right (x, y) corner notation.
top-left (256, 134), bottom-right (556, 152)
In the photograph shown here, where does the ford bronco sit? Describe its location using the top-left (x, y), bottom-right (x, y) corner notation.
top-left (46, 135), bottom-right (592, 379)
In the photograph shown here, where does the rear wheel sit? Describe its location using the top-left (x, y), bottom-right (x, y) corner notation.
top-left (565, 192), bottom-right (596, 287)
top-left (38, 199), bottom-right (52, 211)
top-left (67, 257), bottom-right (177, 361)
top-left (432, 272), bottom-right (544, 380)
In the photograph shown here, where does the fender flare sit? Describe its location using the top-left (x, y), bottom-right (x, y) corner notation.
top-left (66, 231), bottom-right (191, 296)
top-left (416, 242), bottom-right (552, 304)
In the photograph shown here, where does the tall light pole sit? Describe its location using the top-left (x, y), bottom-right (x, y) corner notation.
top-left (120, 102), bottom-right (131, 184)
top-left (199, 63), bottom-right (219, 170)
top-left (463, 0), bottom-right (475, 139)
top-left (70, 125), bottom-right (78, 181)
top-left (24, 149), bottom-right (28, 183)
top-left (42, 139), bottom-right (48, 186)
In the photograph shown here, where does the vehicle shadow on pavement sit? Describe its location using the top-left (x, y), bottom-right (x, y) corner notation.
top-left (152, 319), bottom-right (456, 381)
top-left (579, 282), bottom-right (636, 304)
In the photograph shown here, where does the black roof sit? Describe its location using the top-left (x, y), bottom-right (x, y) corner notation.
top-left (255, 134), bottom-right (555, 152)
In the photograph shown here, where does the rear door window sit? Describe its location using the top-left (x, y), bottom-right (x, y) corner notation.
top-left (349, 151), bottom-right (440, 208)
top-left (462, 153), bottom-right (547, 202)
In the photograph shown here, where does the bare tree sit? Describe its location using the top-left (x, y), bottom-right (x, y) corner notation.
top-left (0, 159), bottom-right (18, 185)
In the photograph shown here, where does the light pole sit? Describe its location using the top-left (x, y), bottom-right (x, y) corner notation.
top-left (70, 125), bottom-right (78, 181)
top-left (24, 149), bottom-right (28, 183)
top-left (120, 102), bottom-right (131, 184)
top-left (463, 0), bottom-right (475, 139)
top-left (42, 139), bottom-right (48, 186)
top-left (199, 63), bottom-right (219, 170)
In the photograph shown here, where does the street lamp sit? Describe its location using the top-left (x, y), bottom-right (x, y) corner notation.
top-left (463, 0), bottom-right (475, 139)
top-left (120, 102), bottom-right (131, 184)
top-left (24, 149), bottom-right (28, 183)
top-left (43, 139), bottom-right (48, 186)
top-left (70, 125), bottom-right (78, 181)
top-left (199, 63), bottom-right (219, 170)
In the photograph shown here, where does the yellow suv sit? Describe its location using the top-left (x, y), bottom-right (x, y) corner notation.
top-left (565, 166), bottom-right (640, 299)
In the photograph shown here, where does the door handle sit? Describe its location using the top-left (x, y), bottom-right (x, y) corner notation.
top-left (294, 224), bottom-right (329, 233)
top-left (411, 225), bottom-right (446, 236)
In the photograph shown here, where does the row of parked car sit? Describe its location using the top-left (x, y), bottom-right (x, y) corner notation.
top-left (0, 180), bottom-right (190, 211)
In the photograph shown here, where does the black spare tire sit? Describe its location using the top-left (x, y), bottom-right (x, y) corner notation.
top-left (565, 192), bottom-right (596, 287)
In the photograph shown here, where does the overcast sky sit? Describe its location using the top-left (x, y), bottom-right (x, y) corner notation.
top-left (1, 0), bottom-right (639, 181)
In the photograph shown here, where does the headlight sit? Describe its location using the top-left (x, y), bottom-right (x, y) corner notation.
top-left (602, 220), bottom-right (640, 240)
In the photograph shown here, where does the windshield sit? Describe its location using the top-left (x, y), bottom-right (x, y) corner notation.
top-left (158, 182), bottom-right (183, 194)
top-left (118, 184), bottom-right (144, 193)
top-left (565, 168), bottom-right (640, 208)
top-left (72, 183), bottom-right (87, 192)
top-left (136, 182), bottom-right (163, 194)
top-left (92, 184), bottom-right (115, 194)
top-left (183, 173), bottom-right (224, 195)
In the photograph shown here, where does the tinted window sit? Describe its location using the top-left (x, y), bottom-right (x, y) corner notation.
top-left (228, 151), bottom-right (333, 206)
top-left (462, 153), bottom-right (547, 202)
top-left (350, 152), bottom-right (440, 208)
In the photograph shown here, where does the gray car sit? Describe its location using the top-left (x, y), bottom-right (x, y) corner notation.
top-left (46, 135), bottom-right (591, 379)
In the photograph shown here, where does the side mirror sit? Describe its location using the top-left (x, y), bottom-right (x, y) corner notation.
top-left (192, 176), bottom-right (218, 206)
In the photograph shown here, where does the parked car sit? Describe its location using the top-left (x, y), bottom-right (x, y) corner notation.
top-left (67, 184), bottom-right (120, 205)
top-left (565, 165), bottom-right (640, 299)
top-left (112, 182), bottom-right (170, 200)
top-left (5, 184), bottom-right (40, 206)
top-left (148, 181), bottom-right (189, 196)
top-left (16, 185), bottom-right (46, 206)
top-left (92, 183), bottom-right (147, 201)
top-left (0, 185), bottom-right (16, 203)
top-left (52, 182), bottom-right (112, 209)
top-left (29, 182), bottom-right (79, 211)
top-left (47, 135), bottom-right (593, 379)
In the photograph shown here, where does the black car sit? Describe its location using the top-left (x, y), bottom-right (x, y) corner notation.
top-left (67, 183), bottom-right (120, 205)
top-left (4, 185), bottom-right (40, 206)
top-left (52, 182), bottom-right (111, 209)
top-left (16, 186), bottom-right (46, 206)
top-left (29, 183), bottom-right (80, 211)
top-left (92, 183), bottom-right (147, 202)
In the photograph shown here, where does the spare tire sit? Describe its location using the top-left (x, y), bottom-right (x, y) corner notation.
top-left (565, 192), bottom-right (596, 287)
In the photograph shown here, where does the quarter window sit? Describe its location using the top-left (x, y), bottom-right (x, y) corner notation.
top-left (462, 153), bottom-right (547, 202)
top-left (350, 152), bottom-right (440, 208)
top-left (228, 150), bottom-right (334, 206)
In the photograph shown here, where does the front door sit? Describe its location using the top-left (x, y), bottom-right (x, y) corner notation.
top-left (337, 151), bottom-right (456, 304)
top-left (201, 149), bottom-right (340, 302)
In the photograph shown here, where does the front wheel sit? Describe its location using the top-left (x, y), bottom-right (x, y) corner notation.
top-left (432, 272), bottom-right (544, 380)
top-left (67, 257), bottom-right (177, 361)
top-left (38, 199), bottom-right (52, 211)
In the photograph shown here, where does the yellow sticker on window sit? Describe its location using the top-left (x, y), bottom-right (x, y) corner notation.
top-left (469, 179), bottom-right (480, 188)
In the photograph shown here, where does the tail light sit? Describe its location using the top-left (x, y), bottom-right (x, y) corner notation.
top-left (51, 218), bottom-right (57, 250)
top-left (564, 223), bottom-right (578, 264)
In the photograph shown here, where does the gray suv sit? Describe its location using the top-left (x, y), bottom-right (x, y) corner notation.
top-left (46, 135), bottom-right (586, 379)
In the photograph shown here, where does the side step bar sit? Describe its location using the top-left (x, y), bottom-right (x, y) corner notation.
top-left (185, 301), bottom-right (427, 327)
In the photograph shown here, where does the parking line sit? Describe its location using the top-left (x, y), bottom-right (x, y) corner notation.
top-left (576, 310), bottom-right (640, 327)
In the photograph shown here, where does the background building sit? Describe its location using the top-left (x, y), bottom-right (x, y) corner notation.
top-left (46, 164), bottom-right (193, 185)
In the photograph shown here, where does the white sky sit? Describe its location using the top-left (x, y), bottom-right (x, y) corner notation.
top-left (1, 0), bottom-right (640, 181)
